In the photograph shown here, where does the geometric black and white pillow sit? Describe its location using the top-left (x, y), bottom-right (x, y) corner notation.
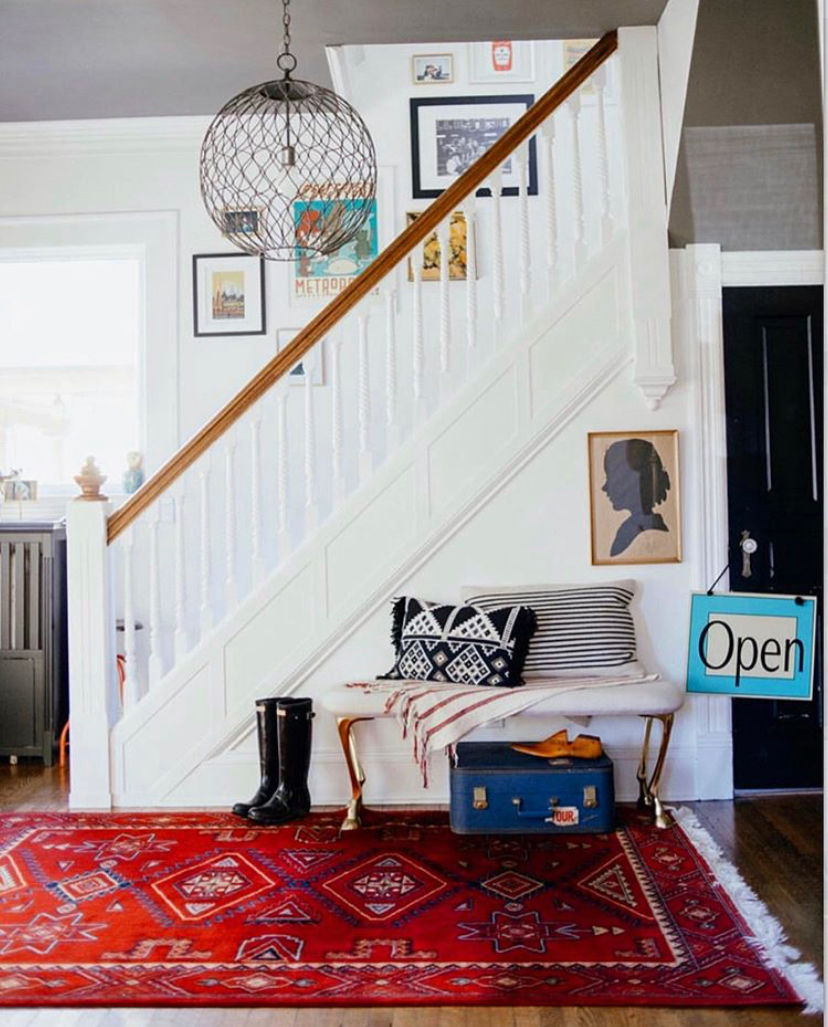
top-left (464, 581), bottom-right (645, 679)
top-left (380, 596), bottom-right (537, 688)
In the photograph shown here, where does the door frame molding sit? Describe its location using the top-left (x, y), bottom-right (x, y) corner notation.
top-left (674, 245), bottom-right (824, 799)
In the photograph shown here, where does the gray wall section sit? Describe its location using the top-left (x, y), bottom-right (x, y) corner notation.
top-left (668, 0), bottom-right (823, 250)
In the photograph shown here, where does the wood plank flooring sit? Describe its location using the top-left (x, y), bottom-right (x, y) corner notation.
top-left (0, 760), bottom-right (822, 1027)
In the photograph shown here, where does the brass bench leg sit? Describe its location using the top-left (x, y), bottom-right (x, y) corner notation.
top-left (636, 713), bottom-right (675, 829)
top-left (337, 716), bottom-right (372, 831)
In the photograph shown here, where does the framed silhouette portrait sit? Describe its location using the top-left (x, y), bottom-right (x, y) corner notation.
top-left (588, 430), bottom-right (681, 565)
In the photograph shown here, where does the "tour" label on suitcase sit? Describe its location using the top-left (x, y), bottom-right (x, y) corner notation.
top-left (547, 806), bottom-right (580, 826)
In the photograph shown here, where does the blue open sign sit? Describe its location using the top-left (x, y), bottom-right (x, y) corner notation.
top-left (687, 591), bottom-right (816, 700)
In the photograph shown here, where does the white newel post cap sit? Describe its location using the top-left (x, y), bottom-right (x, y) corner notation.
top-left (74, 455), bottom-right (108, 501)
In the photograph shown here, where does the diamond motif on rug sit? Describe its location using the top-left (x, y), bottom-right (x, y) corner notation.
top-left (322, 853), bottom-right (446, 921)
top-left (482, 871), bottom-right (543, 900)
top-left (151, 853), bottom-right (274, 921)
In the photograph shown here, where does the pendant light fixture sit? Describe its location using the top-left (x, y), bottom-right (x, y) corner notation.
top-left (199, 0), bottom-right (377, 261)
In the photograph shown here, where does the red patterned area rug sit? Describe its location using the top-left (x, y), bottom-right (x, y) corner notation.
top-left (0, 807), bottom-right (820, 1010)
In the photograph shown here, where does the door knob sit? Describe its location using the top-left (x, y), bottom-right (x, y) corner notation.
top-left (740, 530), bottom-right (757, 578)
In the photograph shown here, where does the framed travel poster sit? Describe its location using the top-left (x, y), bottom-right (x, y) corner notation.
top-left (193, 253), bottom-right (266, 337)
top-left (588, 430), bottom-right (681, 565)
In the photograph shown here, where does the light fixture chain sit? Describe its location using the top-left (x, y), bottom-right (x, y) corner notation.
top-left (282, 0), bottom-right (291, 60)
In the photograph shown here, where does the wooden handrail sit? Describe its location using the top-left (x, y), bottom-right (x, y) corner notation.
top-left (107, 30), bottom-right (617, 543)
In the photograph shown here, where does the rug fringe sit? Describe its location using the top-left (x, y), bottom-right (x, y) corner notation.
top-left (672, 806), bottom-right (824, 1014)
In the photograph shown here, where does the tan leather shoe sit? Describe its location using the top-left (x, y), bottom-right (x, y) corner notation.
top-left (512, 729), bottom-right (603, 760)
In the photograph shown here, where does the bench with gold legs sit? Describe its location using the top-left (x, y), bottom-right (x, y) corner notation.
top-left (321, 679), bottom-right (683, 832)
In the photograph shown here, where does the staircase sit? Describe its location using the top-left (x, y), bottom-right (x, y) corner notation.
top-left (65, 29), bottom-right (676, 809)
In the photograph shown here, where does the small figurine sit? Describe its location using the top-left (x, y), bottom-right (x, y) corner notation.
top-left (123, 451), bottom-right (145, 494)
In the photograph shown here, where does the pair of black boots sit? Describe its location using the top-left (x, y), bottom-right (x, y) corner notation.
top-left (232, 696), bottom-right (313, 825)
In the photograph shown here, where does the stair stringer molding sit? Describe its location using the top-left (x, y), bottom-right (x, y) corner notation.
top-left (110, 236), bottom-right (636, 807)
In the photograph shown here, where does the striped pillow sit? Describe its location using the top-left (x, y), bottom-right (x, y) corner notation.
top-left (463, 581), bottom-right (645, 679)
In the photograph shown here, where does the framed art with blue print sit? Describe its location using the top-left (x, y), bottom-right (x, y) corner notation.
top-left (686, 591), bottom-right (816, 700)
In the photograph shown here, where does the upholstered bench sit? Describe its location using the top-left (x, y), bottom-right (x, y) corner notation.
top-left (321, 676), bottom-right (684, 832)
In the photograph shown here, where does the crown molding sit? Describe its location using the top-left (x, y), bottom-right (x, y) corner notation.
top-left (0, 116), bottom-right (212, 157)
top-left (721, 250), bottom-right (824, 287)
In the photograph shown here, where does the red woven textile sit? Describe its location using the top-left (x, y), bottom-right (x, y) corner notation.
top-left (0, 808), bottom-right (801, 1008)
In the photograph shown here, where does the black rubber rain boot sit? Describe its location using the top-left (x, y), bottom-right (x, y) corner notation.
top-left (232, 697), bottom-right (280, 818)
top-left (248, 698), bottom-right (313, 825)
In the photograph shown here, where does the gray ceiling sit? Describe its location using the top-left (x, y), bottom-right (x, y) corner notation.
top-left (1, 0), bottom-right (667, 122)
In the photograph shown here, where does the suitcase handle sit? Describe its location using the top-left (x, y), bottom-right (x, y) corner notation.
top-left (512, 797), bottom-right (557, 819)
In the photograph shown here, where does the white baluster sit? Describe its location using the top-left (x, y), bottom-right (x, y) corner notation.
top-left (276, 387), bottom-right (290, 558)
top-left (384, 290), bottom-right (400, 450)
top-left (357, 313), bottom-right (371, 482)
top-left (224, 440), bottom-right (237, 609)
top-left (121, 528), bottom-right (138, 708)
top-left (517, 142), bottom-right (531, 322)
top-left (330, 336), bottom-right (346, 504)
top-left (303, 348), bottom-right (319, 530)
top-left (147, 506), bottom-right (163, 686)
top-left (173, 491), bottom-right (187, 661)
top-left (464, 197), bottom-right (477, 369)
top-left (489, 169), bottom-right (504, 326)
top-left (199, 466), bottom-right (213, 637)
top-left (595, 64), bottom-right (614, 244)
top-left (250, 415), bottom-right (263, 585)
top-left (541, 116), bottom-right (559, 298)
top-left (570, 92), bottom-right (587, 266)
top-left (412, 253), bottom-right (424, 416)
top-left (438, 219), bottom-right (451, 376)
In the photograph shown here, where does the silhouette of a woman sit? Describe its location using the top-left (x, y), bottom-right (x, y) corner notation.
top-left (602, 439), bottom-right (671, 557)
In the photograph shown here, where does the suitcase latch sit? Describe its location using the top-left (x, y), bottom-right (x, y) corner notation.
top-left (473, 786), bottom-right (488, 810)
top-left (583, 785), bottom-right (598, 809)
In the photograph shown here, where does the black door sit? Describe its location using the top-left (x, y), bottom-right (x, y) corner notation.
top-left (722, 286), bottom-right (823, 790)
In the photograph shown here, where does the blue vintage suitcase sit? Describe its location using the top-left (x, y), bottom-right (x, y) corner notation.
top-left (449, 741), bottom-right (615, 834)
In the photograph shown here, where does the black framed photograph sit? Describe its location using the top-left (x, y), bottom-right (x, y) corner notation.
top-left (192, 252), bottom-right (266, 337)
top-left (410, 94), bottom-right (537, 199)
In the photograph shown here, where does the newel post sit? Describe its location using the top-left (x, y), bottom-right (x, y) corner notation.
top-left (618, 27), bottom-right (676, 409)
top-left (66, 457), bottom-right (115, 809)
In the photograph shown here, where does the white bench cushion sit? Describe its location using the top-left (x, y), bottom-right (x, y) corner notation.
top-left (321, 678), bottom-right (684, 719)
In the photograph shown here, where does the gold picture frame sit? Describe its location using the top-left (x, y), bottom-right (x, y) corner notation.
top-left (587, 430), bottom-right (681, 565)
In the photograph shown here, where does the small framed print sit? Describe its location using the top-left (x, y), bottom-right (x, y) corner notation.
top-left (406, 210), bottom-right (472, 281)
top-left (193, 253), bottom-right (266, 337)
top-left (412, 53), bottom-right (454, 84)
top-left (276, 328), bottom-right (325, 385)
top-left (410, 95), bottom-right (537, 198)
top-left (588, 430), bottom-right (681, 565)
top-left (468, 41), bottom-right (535, 83)
top-left (222, 208), bottom-right (262, 235)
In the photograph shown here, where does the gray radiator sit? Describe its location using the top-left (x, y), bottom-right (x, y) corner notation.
top-left (0, 523), bottom-right (67, 765)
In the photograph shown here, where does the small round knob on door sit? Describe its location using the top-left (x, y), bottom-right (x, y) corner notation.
top-left (740, 530), bottom-right (757, 577)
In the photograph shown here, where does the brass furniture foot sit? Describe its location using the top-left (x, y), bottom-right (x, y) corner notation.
top-left (336, 716), bottom-right (372, 831)
top-left (636, 713), bottom-right (675, 828)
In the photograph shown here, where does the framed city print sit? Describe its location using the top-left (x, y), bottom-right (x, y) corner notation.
top-left (412, 53), bottom-right (454, 84)
top-left (276, 328), bottom-right (325, 385)
top-left (192, 252), bottom-right (266, 337)
top-left (468, 41), bottom-right (535, 83)
top-left (405, 210), bottom-right (472, 281)
top-left (410, 95), bottom-right (538, 198)
top-left (588, 430), bottom-right (681, 565)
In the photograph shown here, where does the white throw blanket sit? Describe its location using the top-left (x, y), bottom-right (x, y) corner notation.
top-left (347, 674), bottom-right (659, 784)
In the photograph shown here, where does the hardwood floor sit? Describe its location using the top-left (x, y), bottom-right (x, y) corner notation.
top-left (0, 760), bottom-right (822, 1027)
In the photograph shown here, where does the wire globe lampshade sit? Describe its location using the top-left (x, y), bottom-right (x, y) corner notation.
top-left (200, 76), bottom-right (377, 261)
